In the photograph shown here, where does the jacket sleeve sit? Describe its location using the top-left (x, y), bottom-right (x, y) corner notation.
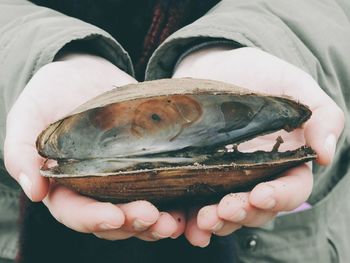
top-left (0, 0), bottom-right (134, 187)
top-left (146, 0), bottom-right (350, 108)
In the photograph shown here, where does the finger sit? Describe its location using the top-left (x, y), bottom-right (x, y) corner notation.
top-left (118, 200), bottom-right (159, 232)
top-left (43, 184), bottom-right (125, 233)
top-left (218, 193), bottom-right (248, 223)
top-left (218, 192), bottom-right (277, 227)
top-left (197, 205), bottom-right (241, 236)
top-left (249, 164), bottom-right (313, 211)
top-left (305, 104), bottom-right (344, 165)
top-left (197, 205), bottom-right (224, 232)
top-left (213, 222), bottom-right (241, 236)
top-left (241, 210), bottom-right (277, 227)
top-left (184, 208), bottom-right (211, 248)
top-left (278, 69), bottom-right (344, 165)
top-left (4, 142), bottom-right (49, 201)
top-left (136, 212), bottom-right (178, 241)
top-left (95, 191), bottom-right (163, 242)
top-left (168, 210), bottom-right (186, 238)
top-left (4, 95), bottom-right (51, 201)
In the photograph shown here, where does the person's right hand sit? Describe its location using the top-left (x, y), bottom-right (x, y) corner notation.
top-left (4, 53), bottom-right (185, 241)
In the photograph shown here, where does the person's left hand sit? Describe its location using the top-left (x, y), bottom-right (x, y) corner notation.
top-left (173, 47), bottom-right (344, 247)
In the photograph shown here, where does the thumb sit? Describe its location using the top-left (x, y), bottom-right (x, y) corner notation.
top-left (4, 142), bottom-right (49, 201)
top-left (304, 103), bottom-right (345, 165)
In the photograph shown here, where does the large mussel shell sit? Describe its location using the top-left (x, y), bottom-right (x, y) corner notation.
top-left (37, 78), bottom-right (316, 206)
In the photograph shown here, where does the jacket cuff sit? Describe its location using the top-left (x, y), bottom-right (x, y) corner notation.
top-left (146, 23), bottom-right (312, 80)
top-left (172, 39), bottom-right (243, 75)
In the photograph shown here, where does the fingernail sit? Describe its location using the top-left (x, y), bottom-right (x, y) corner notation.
top-left (231, 209), bottom-right (247, 222)
top-left (19, 173), bottom-right (32, 200)
top-left (133, 218), bottom-right (151, 231)
top-left (151, 231), bottom-right (168, 240)
top-left (98, 223), bottom-right (121, 231)
top-left (212, 221), bottom-right (224, 232)
top-left (324, 134), bottom-right (336, 162)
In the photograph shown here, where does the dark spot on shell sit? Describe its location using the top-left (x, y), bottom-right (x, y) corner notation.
top-left (151, 113), bottom-right (161, 122)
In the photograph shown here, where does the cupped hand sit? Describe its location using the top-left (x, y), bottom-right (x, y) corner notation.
top-left (173, 47), bottom-right (345, 247)
top-left (4, 53), bottom-right (185, 241)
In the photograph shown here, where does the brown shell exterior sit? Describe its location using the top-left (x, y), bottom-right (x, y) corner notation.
top-left (52, 148), bottom-right (315, 206)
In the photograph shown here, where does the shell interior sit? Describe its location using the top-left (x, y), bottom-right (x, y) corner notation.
top-left (37, 78), bottom-right (315, 177)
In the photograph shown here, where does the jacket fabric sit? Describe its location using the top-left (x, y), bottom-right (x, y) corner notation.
top-left (0, 0), bottom-right (349, 262)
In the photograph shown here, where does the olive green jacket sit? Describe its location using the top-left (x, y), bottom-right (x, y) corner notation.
top-left (0, 0), bottom-right (349, 262)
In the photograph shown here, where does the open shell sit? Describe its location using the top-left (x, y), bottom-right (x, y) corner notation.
top-left (37, 78), bottom-right (316, 206)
